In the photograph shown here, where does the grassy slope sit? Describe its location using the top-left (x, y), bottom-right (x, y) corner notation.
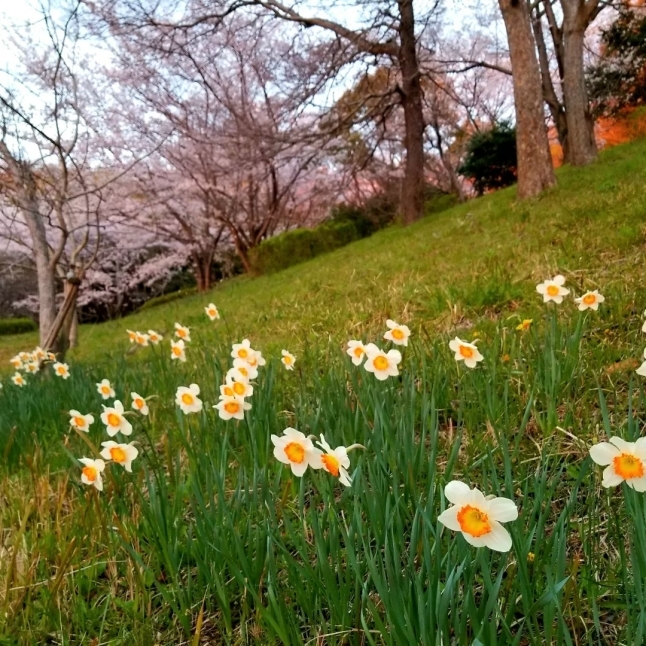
top-left (1, 139), bottom-right (646, 644)
top-left (2, 136), bottom-right (645, 370)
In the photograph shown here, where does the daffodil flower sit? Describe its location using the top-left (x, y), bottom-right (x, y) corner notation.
top-left (233, 358), bottom-right (258, 379)
top-left (214, 394), bottom-right (251, 420)
top-left (383, 319), bottom-right (411, 346)
top-left (231, 339), bottom-right (254, 361)
top-left (25, 361), bottom-right (40, 374)
top-left (170, 339), bottom-right (186, 362)
top-left (148, 330), bottom-right (163, 344)
top-left (317, 434), bottom-right (359, 486)
top-left (96, 379), bottom-right (115, 400)
top-left (100, 400), bottom-right (133, 437)
top-left (516, 319), bottom-right (532, 332)
top-left (127, 329), bottom-right (137, 343)
top-left (100, 441), bottom-right (139, 472)
top-left (53, 362), bottom-right (70, 379)
top-left (449, 337), bottom-right (483, 369)
top-left (363, 343), bottom-right (402, 380)
top-left (246, 350), bottom-right (266, 368)
top-left (346, 340), bottom-right (367, 366)
top-left (575, 290), bottom-right (605, 311)
top-left (536, 275), bottom-right (570, 304)
top-left (135, 332), bottom-right (150, 346)
top-left (12, 372), bottom-right (26, 387)
top-left (438, 480), bottom-right (518, 552)
top-left (281, 350), bottom-right (296, 370)
top-left (589, 437), bottom-right (646, 490)
top-left (69, 410), bottom-right (94, 432)
top-left (205, 303), bottom-right (220, 321)
top-left (226, 366), bottom-right (251, 384)
top-left (175, 384), bottom-right (203, 414)
top-left (271, 428), bottom-right (323, 476)
top-left (131, 392), bottom-right (149, 416)
top-left (9, 355), bottom-right (22, 369)
top-left (174, 323), bottom-right (191, 342)
top-left (79, 458), bottom-right (105, 491)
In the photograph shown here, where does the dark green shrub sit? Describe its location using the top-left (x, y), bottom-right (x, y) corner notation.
top-left (458, 123), bottom-right (517, 196)
top-left (249, 220), bottom-right (361, 274)
top-left (0, 317), bottom-right (37, 336)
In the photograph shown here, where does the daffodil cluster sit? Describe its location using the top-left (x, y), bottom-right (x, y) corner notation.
top-left (347, 319), bottom-right (408, 380)
top-left (8, 346), bottom-right (61, 386)
top-left (212, 338), bottom-right (264, 420)
top-left (75, 382), bottom-right (143, 491)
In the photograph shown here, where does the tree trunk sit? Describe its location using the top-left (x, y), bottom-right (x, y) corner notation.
top-left (20, 201), bottom-right (57, 346)
top-left (562, 25), bottom-right (597, 165)
top-left (69, 308), bottom-right (78, 349)
top-left (397, 0), bottom-right (426, 224)
top-left (499, 0), bottom-right (556, 198)
top-left (531, 6), bottom-right (570, 162)
top-left (193, 252), bottom-right (213, 292)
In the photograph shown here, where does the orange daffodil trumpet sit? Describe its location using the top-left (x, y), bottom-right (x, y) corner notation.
top-left (214, 395), bottom-right (251, 420)
top-left (69, 410), bottom-right (94, 432)
top-left (575, 290), bottom-right (605, 311)
top-left (175, 384), bottom-right (203, 414)
top-left (271, 428), bottom-right (323, 476)
top-left (449, 337), bottom-right (483, 369)
top-left (174, 323), bottom-right (191, 342)
top-left (170, 339), bottom-right (186, 362)
top-left (281, 350), bottom-right (296, 370)
top-left (131, 392), bottom-right (149, 416)
top-left (589, 437), bottom-right (646, 491)
top-left (438, 480), bottom-right (518, 552)
top-left (383, 319), bottom-right (411, 346)
top-left (53, 362), bottom-right (70, 379)
top-left (79, 458), bottom-right (105, 491)
top-left (346, 340), bottom-right (367, 366)
top-left (205, 303), bottom-right (220, 321)
top-left (363, 343), bottom-right (402, 380)
top-left (96, 379), bottom-right (115, 400)
top-left (536, 274), bottom-right (570, 304)
top-left (100, 441), bottom-right (139, 472)
top-left (101, 400), bottom-right (133, 437)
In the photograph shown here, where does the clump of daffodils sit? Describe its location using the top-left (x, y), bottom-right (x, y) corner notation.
top-left (214, 338), bottom-right (266, 421)
top-left (438, 480), bottom-right (518, 552)
top-left (271, 428), bottom-right (362, 486)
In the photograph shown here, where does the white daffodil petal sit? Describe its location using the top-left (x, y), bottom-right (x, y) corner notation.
top-left (589, 442), bottom-right (619, 465)
top-left (444, 480), bottom-right (472, 505)
top-left (482, 520), bottom-right (513, 552)
top-left (486, 497), bottom-right (519, 523)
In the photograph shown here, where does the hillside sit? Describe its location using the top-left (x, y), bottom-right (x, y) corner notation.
top-left (2, 137), bottom-right (646, 369)
top-left (2, 138), bottom-right (646, 644)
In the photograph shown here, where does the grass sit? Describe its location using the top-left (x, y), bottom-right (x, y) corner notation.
top-left (1, 138), bottom-right (646, 644)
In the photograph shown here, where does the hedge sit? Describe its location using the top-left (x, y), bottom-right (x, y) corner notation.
top-left (249, 220), bottom-right (362, 275)
top-left (0, 318), bottom-right (38, 336)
